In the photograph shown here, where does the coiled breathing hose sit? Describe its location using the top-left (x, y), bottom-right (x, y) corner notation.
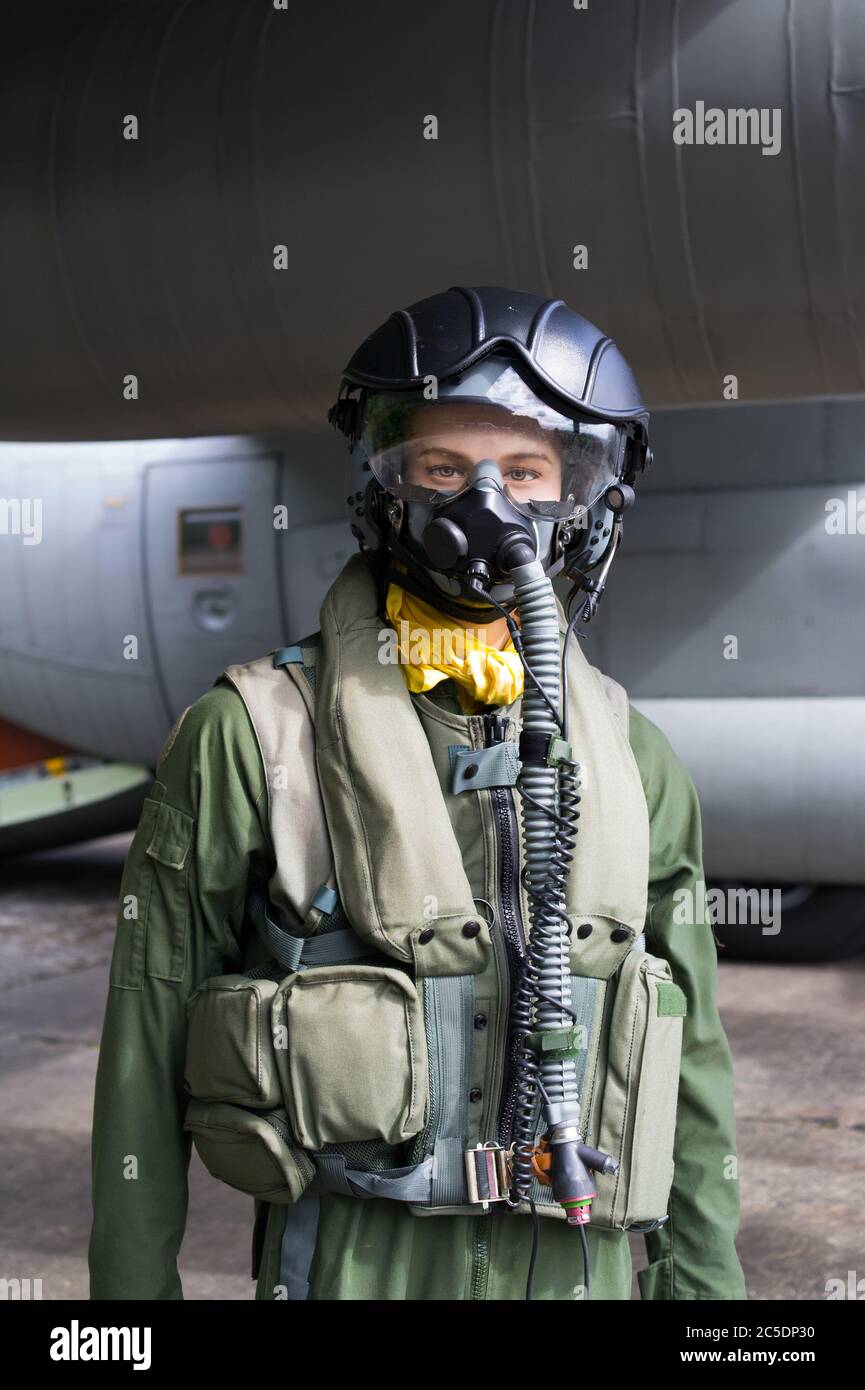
top-left (508, 561), bottom-right (580, 1171)
top-left (498, 557), bottom-right (620, 1299)
top-left (511, 558), bottom-right (586, 1178)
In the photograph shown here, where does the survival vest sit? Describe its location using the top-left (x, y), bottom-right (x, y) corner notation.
top-left (182, 554), bottom-right (687, 1238)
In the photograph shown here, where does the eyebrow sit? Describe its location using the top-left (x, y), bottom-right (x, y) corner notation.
top-left (501, 450), bottom-right (554, 464)
top-left (414, 445), bottom-right (555, 465)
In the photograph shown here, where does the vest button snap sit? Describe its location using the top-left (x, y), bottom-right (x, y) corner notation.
top-left (469, 1088), bottom-right (483, 1103)
top-left (610, 927), bottom-right (631, 943)
top-left (465, 763), bottom-right (479, 778)
top-left (418, 928), bottom-right (435, 945)
top-left (474, 1013), bottom-right (488, 1030)
top-left (577, 922), bottom-right (593, 939)
top-left (462, 920), bottom-right (481, 938)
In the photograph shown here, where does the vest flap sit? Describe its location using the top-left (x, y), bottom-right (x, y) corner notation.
top-left (223, 657), bottom-right (334, 930)
top-left (315, 554), bottom-right (490, 975)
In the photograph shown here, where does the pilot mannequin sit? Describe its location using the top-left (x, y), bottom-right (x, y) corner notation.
top-left (89, 286), bottom-right (747, 1301)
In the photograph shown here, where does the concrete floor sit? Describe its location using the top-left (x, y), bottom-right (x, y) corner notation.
top-left (1, 832), bottom-right (863, 1301)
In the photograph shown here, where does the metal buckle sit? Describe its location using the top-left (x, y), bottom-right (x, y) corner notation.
top-left (464, 1142), bottom-right (511, 1210)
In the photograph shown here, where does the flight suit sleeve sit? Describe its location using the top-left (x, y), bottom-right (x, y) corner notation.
top-left (88, 682), bottom-right (272, 1300)
top-left (627, 706), bottom-right (747, 1301)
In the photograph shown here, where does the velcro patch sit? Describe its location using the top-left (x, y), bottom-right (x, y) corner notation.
top-left (656, 981), bottom-right (688, 1017)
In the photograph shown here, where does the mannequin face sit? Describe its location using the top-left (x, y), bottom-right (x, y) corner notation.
top-left (402, 403), bottom-right (564, 505)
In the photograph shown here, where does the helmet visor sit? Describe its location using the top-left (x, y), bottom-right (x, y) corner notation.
top-left (361, 389), bottom-right (626, 521)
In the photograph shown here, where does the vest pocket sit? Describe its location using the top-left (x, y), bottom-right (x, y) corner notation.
top-left (274, 964), bottom-right (429, 1149)
top-left (590, 949), bottom-right (687, 1230)
top-left (184, 975), bottom-right (282, 1109)
top-left (183, 1101), bottom-right (315, 1203)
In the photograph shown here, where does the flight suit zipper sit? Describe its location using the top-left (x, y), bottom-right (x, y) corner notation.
top-left (493, 785), bottom-right (528, 1153)
top-left (469, 1214), bottom-right (491, 1300)
top-left (467, 714), bottom-right (526, 1301)
top-left (482, 714), bottom-right (527, 1155)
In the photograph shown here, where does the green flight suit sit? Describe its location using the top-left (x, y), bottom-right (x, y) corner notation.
top-left (88, 672), bottom-right (747, 1301)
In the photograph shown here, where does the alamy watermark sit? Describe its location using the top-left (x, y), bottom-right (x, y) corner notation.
top-left (825, 1270), bottom-right (865, 1299)
top-left (0, 496), bottom-right (42, 544)
top-left (49, 1321), bottom-right (151, 1370)
top-left (0, 1276), bottom-right (42, 1299)
top-left (378, 622), bottom-right (502, 667)
top-left (673, 879), bottom-right (781, 936)
top-left (673, 101), bottom-right (782, 157)
top-left (825, 490), bottom-right (865, 535)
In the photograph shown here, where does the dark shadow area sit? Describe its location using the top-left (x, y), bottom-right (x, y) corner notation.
top-left (714, 885), bottom-right (865, 963)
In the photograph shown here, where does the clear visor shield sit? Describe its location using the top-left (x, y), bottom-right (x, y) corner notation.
top-left (361, 395), bottom-right (627, 521)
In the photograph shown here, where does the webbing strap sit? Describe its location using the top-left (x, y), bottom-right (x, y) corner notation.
top-left (246, 884), bottom-right (371, 973)
top-left (311, 884), bottom-right (339, 915)
top-left (277, 1191), bottom-right (320, 1300)
top-left (312, 1153), bottom-right (434, 1201)
top-left (298, 931), bottom-right (374, 968)
top-left (425, 974), bottom-right (474, 1206)
top-left (449, 742), bottom-right (521, 794)
top-left (569, 973), bottom-right (600, 1094)
top-left (272, 646), bottom-right (304, 667)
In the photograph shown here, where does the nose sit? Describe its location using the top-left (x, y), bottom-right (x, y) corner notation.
top-left (467, 458), bottom-right (506, 488)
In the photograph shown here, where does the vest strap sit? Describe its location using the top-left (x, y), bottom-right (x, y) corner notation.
top-left (311, 1153), bottom-right (434, 1200)
top-left (247, 882), bottom-right (373, 973)
top-left (423, 975), bottom-right (475, 1206)
top-left (273, 646), bottom-right (304, 667)
top-left (449, 742), bottom-right (521, 793)
top-left (311, 884), bottom-right (339, 915)
top-left (277, 1192), bottom-right (320, 1301)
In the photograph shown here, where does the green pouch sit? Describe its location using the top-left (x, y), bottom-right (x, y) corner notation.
top-left (274, 963), bottom-right (429, 1150)
top-left (184, 974), bottom-right (282, 1109)
top-left (590, 950), bottom-right (687, 1230)
top-left (183, 1101), bottom-right (314, 1204)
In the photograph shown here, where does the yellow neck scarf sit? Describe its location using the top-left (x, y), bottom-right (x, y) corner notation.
top-left (384, 582), bottom-right (524, 714)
